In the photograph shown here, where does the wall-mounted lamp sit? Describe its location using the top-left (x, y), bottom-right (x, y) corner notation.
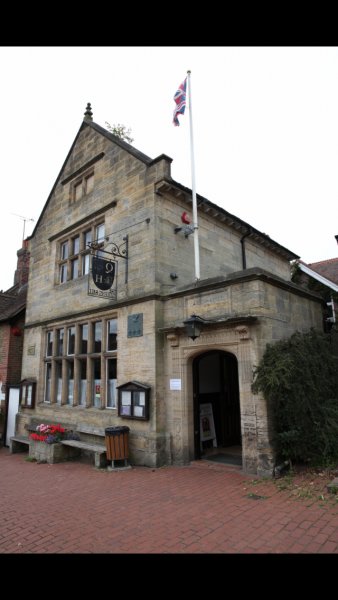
top-left (183, 314), bottom-right (205, 340)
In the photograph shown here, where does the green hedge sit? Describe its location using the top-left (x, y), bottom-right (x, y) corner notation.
top-left (252, 329), bottom-right (338, 465)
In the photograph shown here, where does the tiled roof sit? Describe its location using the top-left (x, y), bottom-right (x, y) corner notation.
top-left (0, 284), bottom-right (27, 322)
top-left (308, 258), bottom-right (338, 285)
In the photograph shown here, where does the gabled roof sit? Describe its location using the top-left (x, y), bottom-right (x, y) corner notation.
top-left (88, 121), bottom-right (154, 165)
top-left (308, 257), bottom-right (338, 286)
top-left (29, 118), bottom-right (173, 240)
top-left (27, 111), bottom-right (298, 263)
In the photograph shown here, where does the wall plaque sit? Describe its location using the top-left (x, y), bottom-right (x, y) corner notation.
top-left (127, 313), bottom-right (143, 337)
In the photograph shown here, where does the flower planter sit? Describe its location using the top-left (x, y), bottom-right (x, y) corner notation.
top-left (29, 441), bottom-right (71, 464)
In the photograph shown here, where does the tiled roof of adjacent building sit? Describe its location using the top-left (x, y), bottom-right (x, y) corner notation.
top-left (0, 284), bottom-right (28, 323)
top-left (308, 257), bottom-right (338, 286)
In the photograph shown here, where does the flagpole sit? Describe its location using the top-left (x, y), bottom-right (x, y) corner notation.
top-left (187, 70), bottom-right (200, 281)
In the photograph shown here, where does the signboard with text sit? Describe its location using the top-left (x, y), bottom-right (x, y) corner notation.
top-left (88, 255), bottom-right (118, 299)
top-left (200, 403), bottom-right (217, 448)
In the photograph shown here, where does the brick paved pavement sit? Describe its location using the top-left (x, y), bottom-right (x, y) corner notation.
top-left (1, 446), bottom-right (338, 554)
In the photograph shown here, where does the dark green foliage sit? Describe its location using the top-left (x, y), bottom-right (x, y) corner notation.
top-left (252, 329), bottom-right (338, 465)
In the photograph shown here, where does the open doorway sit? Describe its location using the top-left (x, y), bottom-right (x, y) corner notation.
top-left (193, 350), bottom-right (241, 465)
top-left (4, 386), bottom-right (20, 447)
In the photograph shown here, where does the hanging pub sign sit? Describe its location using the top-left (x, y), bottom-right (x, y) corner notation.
top-left (88, 255), bottom-right (118, 299)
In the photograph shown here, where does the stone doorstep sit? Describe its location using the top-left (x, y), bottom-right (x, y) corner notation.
top-left (327, 477), bottom-right (338, 494)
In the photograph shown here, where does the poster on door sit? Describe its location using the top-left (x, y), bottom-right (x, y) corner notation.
top-left (200, 403), bottom-right (217, 447)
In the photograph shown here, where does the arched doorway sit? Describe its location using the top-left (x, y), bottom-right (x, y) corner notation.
top-left (193, 350), bottom-right (241, 464)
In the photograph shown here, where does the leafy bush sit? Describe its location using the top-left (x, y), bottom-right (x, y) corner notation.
top-left (252, 329), bottom-right (338, 465)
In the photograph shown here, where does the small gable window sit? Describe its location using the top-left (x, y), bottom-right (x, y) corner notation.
top-left (85, 174), bottom-right (94, 194)
top-left (74, 181), bottom-right (83, 201)
top-left (71, 170), bottom-right (95, 203)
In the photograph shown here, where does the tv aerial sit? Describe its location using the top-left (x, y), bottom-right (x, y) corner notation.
top-left (11, 214), bottom-right (35, 240)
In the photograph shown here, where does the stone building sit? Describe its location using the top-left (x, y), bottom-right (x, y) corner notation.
top-left (16, 104), bottom-right (325, 476)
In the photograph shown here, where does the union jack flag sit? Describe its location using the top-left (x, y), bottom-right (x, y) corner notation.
top-left (173, 77), bottom-right (187, 126)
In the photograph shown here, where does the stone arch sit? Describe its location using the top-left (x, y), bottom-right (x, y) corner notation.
top-left (166, 325), bottom-right (272, 474)
top-left (182, 343), bottom-right (241, 462)
top-left (191, 349), bottom-right (241, 462)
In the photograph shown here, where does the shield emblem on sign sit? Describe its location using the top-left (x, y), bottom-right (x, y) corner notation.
top-left (92, 256), bottom-right (116, 291)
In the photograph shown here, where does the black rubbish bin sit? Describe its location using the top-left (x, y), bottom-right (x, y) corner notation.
top-left (105, 426), bottom-right (130, 463)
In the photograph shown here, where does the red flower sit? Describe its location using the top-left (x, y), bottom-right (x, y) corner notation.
top-left (30, 433), bottom-right (48, 442)
top-left (29, 423), bottom-right (66, 444)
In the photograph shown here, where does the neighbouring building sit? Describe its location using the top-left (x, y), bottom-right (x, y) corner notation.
top-left (309, 257), bottom-right (338, 329)
top-left (0, 241), bottom-right (30, 442)
top-left (292, 258), bottom-right (338, 330)
top-left (14, 104), bottom-right (326, 476)
top-left (309, 257), bottom-right (338, 286)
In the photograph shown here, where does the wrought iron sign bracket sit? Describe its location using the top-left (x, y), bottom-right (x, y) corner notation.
top-left (89, 234), bottom-right (129, 284)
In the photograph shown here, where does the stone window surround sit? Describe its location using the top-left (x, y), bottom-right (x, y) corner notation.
top-left (57, 220), bottom-right (105, 285)
top-left (43, 316), bottom-right (117, 410)
top-left (70, 168), bottom-right (95, 203)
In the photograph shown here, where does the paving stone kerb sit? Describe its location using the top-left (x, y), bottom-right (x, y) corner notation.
top-left (1, 448), bottom-right (338, 554)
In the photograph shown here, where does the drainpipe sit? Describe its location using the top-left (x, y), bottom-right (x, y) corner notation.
top-left (240, 228), bottom-right (252, 270)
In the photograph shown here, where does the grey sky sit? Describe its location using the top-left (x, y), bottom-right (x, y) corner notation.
top-left (1, 46), bottom-right (337, 290)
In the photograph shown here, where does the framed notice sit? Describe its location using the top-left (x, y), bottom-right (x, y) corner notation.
top-left (117, 381), bottom-right (150, 420)
top-left (121, 391), bottom-right (131, 405)
top-left (170, 379), bottom-right (181, 391)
